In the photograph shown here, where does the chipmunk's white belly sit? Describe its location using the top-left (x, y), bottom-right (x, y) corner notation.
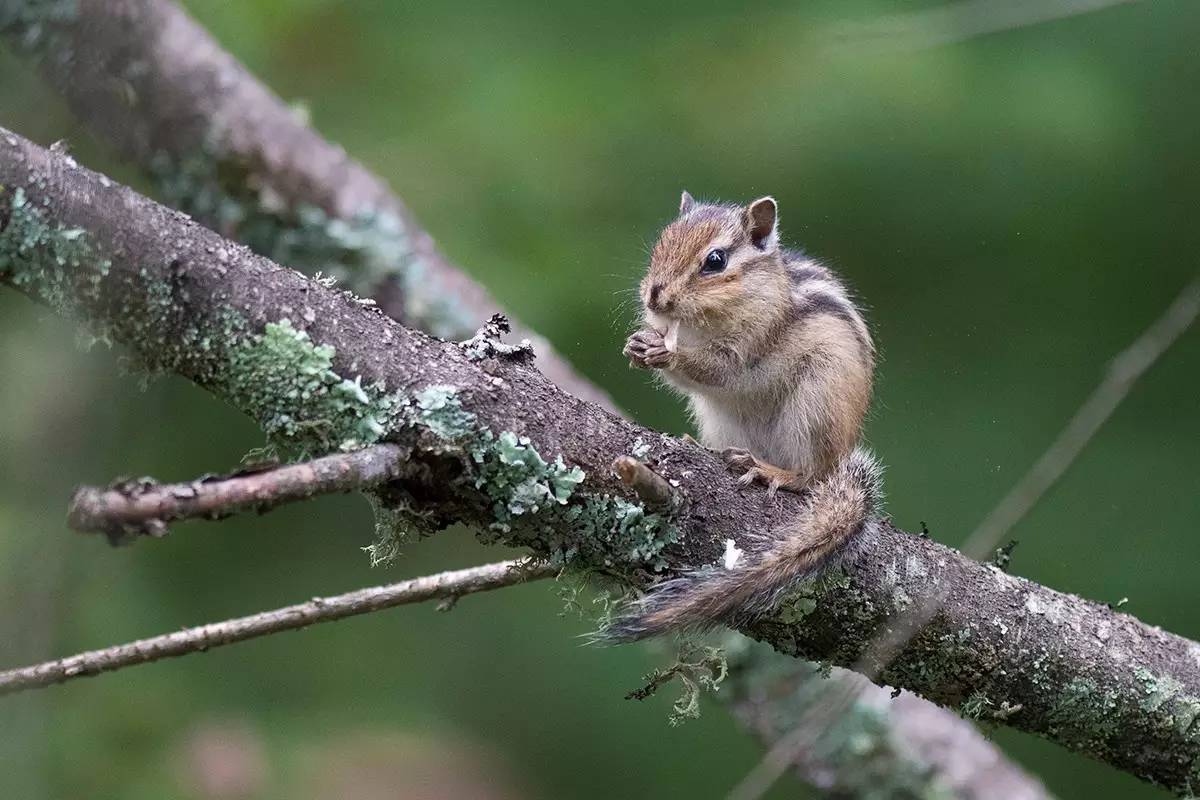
top-left (691, 394), bottom-right (816, 475)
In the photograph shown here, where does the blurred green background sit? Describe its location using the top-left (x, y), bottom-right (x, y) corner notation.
top-left (2, 1), bottom-right (1198, 797)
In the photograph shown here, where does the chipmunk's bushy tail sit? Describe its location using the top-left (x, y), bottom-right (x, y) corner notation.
top-left (599, 448), bottom-right (883, 643)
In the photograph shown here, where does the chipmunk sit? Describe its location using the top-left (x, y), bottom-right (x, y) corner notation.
top-left (606, 191), bottom-right (883, 641)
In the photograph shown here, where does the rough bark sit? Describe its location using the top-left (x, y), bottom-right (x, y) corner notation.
top-left (0, 0), bottom-right (614, 409)
top-left (2, 129), bottom-right (1197, 794)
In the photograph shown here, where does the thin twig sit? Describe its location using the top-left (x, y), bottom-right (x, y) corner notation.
top-left (868, 274), bottom-right (1200, 669)
top-left (0, 559), bottom-right (555, 697)
top-left (68, 443), bottom-right (410, 543)
top-left (728, 275), bottom-right (1200, 800)
top-left (959, 276), bottom-right (1200, 561)
top-left (825, 0), bottom-right (1142, 54)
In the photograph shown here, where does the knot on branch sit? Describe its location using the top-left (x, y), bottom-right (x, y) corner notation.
top-left (612, 455), bottom-right (678, 511)
top-left (459, 313), bottom-right (535, 362)
top-left (69, 477), bottom-right (170, 545)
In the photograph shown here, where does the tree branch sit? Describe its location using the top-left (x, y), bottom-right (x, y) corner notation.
top-left (0, 4), bottom-right (1055, 793)
top-left (2, 128), bottom-right (1197, 792)
top-left (0, 559), bottom-right (553, 696)
top-left (0, 0), bottom-right (615, 411)
top-left (68, 443), bottom-right (410, 543)
top-left (724, 647), bottom-right (1051, 800)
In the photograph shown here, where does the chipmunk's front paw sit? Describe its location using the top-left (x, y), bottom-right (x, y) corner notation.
top-left (624, 329), bottom-right (672, 370)
top-left (722, 448), bottom-right (807, 498)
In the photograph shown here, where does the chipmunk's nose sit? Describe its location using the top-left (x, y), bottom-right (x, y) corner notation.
top-left (647, 283), bottom-right (666, 311)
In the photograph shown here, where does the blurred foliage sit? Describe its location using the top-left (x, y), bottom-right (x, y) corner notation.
top-left (2, 1), bottom-right (1199, 797)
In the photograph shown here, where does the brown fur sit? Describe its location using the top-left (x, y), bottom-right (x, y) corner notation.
top-left (601, 447), bottom-right (882, 641)
top-left (609, 194), bottom-right (882, 642)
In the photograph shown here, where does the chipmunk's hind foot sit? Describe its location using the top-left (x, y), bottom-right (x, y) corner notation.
top-left (722, 448), bottom-right (808, 497)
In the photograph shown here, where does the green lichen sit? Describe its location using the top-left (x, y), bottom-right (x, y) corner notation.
top-left (625, 639), bottom-right (728, 727)
top-left (1136, 666), bottom-right (1185, 713)
top-left (218, 319), bottom-right (404, 457)
top-left (0, 185), bottom-right (110, 314)
top-left (469, 426), bottom-right (674, 570)
top-left (774, 569), bottom-right (854, 624)
top-left (473, 430), bottom-right (585, 516)
top-left (361, 489), bottom-right (438, 568)
top-left (149, 148), bottom-right (475, 339)
top-left (414, 384), bottom-right (477, 440)
top-left (556, 568), bottom-right (633, 629)
top-left (1134, 667), bottom-right (1200, 739)
top-left (1048, 677), bottom-right (1120, 750)
top-left (381, 385), bottom-right (678, 572)
top-left (958, 690), bottom-right (993, 721)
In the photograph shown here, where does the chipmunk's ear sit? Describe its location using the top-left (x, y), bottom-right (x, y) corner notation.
top-left (745, 196), bottom-right (778, 250)
top-left (679, 190), bottom-right (697, 215)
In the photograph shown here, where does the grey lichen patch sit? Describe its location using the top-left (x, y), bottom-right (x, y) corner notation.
top-left (1136, 666), bottom-right (1185, 713)
top-left (880, 625), bottom-right (1004, 710)
top-left (1133, 667), bottom-right (1200, 739)
top-left (630, 437), bottom-right (651, 459)
top-left (458, 313), bottom-right (534, 362)
top-left (761, 568), bottom-right (882, 667)
top-left (1048, 676), bottom-right (1120, 751)
top-left (148, 149), bottom-right (476, 339)
top-left (0, 186), bottom-right (110, 314)
top-left (217, 319), bottom-right (404, 458)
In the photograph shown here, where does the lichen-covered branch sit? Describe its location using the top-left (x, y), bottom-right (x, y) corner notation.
top-left (0, 558), bottom-right (553, 696)
top-left (724, 643), bottom-right (1052, 800)
top-left (68, 443), bottom-right (410, 543)
top-left (3, 130), bottom-right (1198, 793)
top-left (0, 0), bottom-right (614, 410)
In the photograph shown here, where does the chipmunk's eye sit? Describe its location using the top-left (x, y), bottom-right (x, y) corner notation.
top-left (701, 248), bottom-right (727, 274)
